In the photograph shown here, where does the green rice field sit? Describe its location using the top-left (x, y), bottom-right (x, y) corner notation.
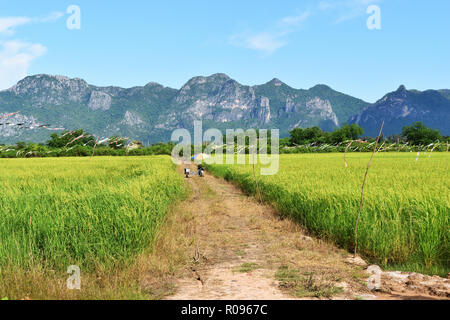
top-left (0, 152), bottom-right (447, 294)
top-left (207, 153), bottom-right (449, 276)
top-left (0, 156), bottom-right (186, 272)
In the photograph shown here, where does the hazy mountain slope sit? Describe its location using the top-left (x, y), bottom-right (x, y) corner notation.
top-left (438, 89), bottom-right (450, 101)
top-left (350, 86), bottom-right (450, 136)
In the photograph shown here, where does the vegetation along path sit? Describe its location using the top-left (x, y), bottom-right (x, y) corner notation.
top-left (165, 164), bottom-right (449, 300)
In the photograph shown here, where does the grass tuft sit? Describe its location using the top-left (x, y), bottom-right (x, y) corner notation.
top-left (234, 262), bottom-right (262, 273)
top-left (275, 266), bottom-right (343, 299)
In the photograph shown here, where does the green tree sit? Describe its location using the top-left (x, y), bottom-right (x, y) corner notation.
top-left (290, 127), bottom-right (326, 145)
top-left (401, 122), bottom-right (441, 145)
top-left (15, 141), bottom-right (27, 150)
top-left (328, 124), bottom-right (364, 143)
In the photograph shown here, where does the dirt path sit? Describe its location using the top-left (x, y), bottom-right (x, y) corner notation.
top-left (165, 165), bottom-right (449, 300)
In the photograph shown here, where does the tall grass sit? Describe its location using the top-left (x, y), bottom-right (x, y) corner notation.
top-left (207, 153), bottom-right (449, 276)
top-left (0, 156), bottom-right (186, 272)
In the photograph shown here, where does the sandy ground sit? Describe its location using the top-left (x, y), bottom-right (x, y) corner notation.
top-left (165, 165), bottom-right (449, 300)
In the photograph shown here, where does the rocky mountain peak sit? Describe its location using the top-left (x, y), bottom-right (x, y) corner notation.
top-left (208, 73), bottom-right (231, 82)
top-left (268, 78), bottom-right (284, 87)
top-left (397, 85), bottom-right (407, 92)
top-left (7, 74), bottom-right (89, 98)
top-left (177, 74), bottom-right (237, 105)
top-left (183, 73), bottom-right (231, 88)
top-left (7, 74), bottom-right (90, 107)
top-left (144, 82), bottom-right (164, 88)
top-left (310, 84), bottom-right (332, 91)
top-left (143, 82), bottom-right (168, 93)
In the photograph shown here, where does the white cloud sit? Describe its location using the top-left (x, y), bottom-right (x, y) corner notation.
top-left (319, 0), bottom-right (381, 23)
top-left (0, 17), bottom-right (31, 35)
top-left (228, 0), bottom-right (381, 54)
top-left (0, 12), bottom-right (64, 35)
top-left (40, 11), bottom-right (64, 23)
top-left (0, 11), bottom-right (63, 90)
top-left (229, 12), bottom-right (310, 55)
top-left (279, 12), bottom-right (311, 28)
top-left (0, 40), bottom-right (47, 90)
top-left (230, 32), bottom-right (287, 55)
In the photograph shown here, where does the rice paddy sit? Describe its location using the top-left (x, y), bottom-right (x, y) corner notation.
top-left (0, 152), bottom-right (447, 300)
top-left (0, 156), bottom-right (186, 272)
top-left (207, 153), bottom-right (449, 276)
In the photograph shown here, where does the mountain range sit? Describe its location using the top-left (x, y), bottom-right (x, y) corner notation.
top-left (0, 74), bottom-right (448, 144)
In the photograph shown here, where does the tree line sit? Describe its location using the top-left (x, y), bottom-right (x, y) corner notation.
top-left (1, 129), bottom-right (174, 158)
top-left (1, 122), bottom-right (447, 158)
top-left (287, 122), bottom-right (446, 146)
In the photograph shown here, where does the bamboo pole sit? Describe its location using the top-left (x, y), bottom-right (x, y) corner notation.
top-left (354, 120), bottom-right (385, 256)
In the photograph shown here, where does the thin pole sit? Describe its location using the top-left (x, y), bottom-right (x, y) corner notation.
top-left (354, 120), bottom-right (385, 256)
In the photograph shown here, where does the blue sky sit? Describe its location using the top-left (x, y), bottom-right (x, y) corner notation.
top-left (0, 0), bottom-right (449, 102)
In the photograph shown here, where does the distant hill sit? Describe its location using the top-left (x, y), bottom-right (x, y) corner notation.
top-left (0, 74), bottom-right (448, 144)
